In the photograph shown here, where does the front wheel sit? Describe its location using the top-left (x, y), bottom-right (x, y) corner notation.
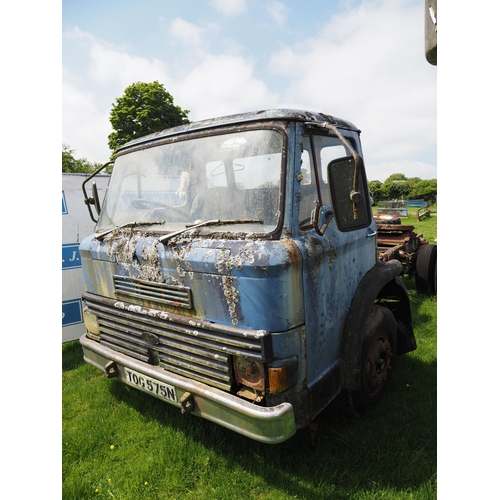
top-left (340, 305), bottom-right (397, 416)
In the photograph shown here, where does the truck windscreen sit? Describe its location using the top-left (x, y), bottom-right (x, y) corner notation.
top-left (97, 129), bottom-right (284, 236)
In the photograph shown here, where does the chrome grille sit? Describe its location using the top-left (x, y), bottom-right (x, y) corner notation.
top-left (83, 292), bottom-right (272, 392)
top-left (114, 275), bottom-right (192, 309)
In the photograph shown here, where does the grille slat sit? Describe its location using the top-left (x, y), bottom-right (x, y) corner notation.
top-left (83, 292), bottom-right (272, 393)
top-left (158, 352), bottom-right (230, 382)
top-left (153, 342), bottom-right (229, 373)
top-left (100, 339), bottom-right (150, 363)
top-left (100, 329), bottom-right (148, 354)
top-left (114, 275), bottom-right (192, 309)
top-left (156, 362), bottom-right (230, 391)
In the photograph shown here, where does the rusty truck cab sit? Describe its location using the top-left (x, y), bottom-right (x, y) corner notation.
top-left (80, 109), bottom-right (415, 443)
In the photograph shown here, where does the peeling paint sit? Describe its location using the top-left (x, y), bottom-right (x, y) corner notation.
top-left (104, 229), bottom-right (163, 283)
top-left (113, 300), bottom-right (171, 320)
top-left (222, 274), bottom-right (240, 325)
top-left (211, 241), bottom-right (267, 325)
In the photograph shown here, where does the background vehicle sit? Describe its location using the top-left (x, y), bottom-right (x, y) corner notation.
top-left (62, 173), bottom-right (109, 342)
top-left (80, 109), bottom-right (417, 443)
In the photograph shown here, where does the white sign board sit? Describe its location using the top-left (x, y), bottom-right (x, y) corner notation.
top-left (62, 173), bottom-right (109, 343)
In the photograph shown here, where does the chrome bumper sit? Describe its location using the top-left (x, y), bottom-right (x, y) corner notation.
top-left (80, 335), bottom-right (296, 443)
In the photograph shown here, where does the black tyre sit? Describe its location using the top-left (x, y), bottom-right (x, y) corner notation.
top-left (340, 305), bottom-right (397, 416)
top-left (415, 244), bottom-right (437, 295)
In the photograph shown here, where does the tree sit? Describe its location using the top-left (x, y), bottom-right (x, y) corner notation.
top-left (369, 173), bottom-right (437, 204)
top-left (385, 173), bottom-right (408, 183)
top-left (409, 179), bottom-right (437, 204)
top-left (108, 81), bottom-right (190, 159)
top-left (367, 180), bottom-right (388, 203)
top-left (384, 173), bottom-right (410, 199)
top-left (62, 144), bottom-right (101, 173)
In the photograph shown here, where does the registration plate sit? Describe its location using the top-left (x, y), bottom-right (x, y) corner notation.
top-left (124, 368), bottom-right (178, 403)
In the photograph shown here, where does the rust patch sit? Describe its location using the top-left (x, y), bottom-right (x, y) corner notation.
top-left (279, 239), bottom-right (302, 266)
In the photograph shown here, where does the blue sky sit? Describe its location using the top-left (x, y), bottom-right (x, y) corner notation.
top-left (62, 0), bottom-right (437, 182)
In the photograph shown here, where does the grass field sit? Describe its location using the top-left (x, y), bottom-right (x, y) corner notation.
top-left (62, 209), bottom-right (437, 499)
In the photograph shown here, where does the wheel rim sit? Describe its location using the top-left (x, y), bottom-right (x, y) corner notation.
top-left (363, 332), bottom-right (393, 397)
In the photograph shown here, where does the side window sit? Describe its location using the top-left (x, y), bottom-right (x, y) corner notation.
top-left (320, 145), bottom-right (349, 184)
top-left (299, 133), bottom-right (370, 232)
top-left (299, 137), bottom-right (317, 225)
top-left (314, 135), bottom-right (349, 206)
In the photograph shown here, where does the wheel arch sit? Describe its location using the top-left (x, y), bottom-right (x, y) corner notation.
top-left (339, 259), bottom-right (416, 391)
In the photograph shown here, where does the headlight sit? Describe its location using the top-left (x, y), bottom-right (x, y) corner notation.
top-left (233, 356), bottom-right (266, 391)
top-left (83, 307), bottom-right (100, 336)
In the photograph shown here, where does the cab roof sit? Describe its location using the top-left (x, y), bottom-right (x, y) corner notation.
top-left (118, 109), bottom-right (360, 153)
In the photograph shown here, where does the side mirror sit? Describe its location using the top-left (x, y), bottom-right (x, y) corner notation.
top-left (327, 156), bottom-right (371, 232)
top-left (82, 161), bottom-right (113, 223)
top-left (425, 0), bottom-right (437, 65)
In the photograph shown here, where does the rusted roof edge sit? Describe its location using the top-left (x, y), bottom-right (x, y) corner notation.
top-left (117, 109), bottom-right (359, 153)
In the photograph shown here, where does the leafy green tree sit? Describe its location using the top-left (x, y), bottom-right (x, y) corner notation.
top-left (108, 81), bottom-right (190, 158)
top-left (62, 144), bottom-right (101, 173)
top-left (406, 176), bottom-right (422, 185)
top-left (384, 173), bottom-right (410, 199)
top-left (368, 180), bottom-right (388, 204)
top-left (409, 179), bottom-right (437, 204)
top-left (368, 172), bottom-right (437, 203)
top-left (385, 173), bottom-right (408, 183)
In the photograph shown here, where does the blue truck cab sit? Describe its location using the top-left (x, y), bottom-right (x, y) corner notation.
top-left (80, 109), bottom-right (416, 443)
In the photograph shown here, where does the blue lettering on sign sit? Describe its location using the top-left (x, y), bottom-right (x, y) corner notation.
top-left (62, 299), bottom-right (83, 326)
top-left (62, 191), bottom-right (68, 215)
top-left (62, 244), bottom-right (82, 269)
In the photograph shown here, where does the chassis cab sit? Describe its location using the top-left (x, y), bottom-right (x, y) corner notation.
top-left (80, 109), bottom-right (416, 443)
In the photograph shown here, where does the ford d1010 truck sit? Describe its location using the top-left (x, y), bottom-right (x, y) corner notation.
top-left (80, 109), bottom-right (417, 443)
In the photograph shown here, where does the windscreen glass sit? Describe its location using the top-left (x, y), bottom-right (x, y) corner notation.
top-left (97, 129), bottom-right (283, 235)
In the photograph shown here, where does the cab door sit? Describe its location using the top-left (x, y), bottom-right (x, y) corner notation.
top-left (295, 130), bottom-right (377, 401)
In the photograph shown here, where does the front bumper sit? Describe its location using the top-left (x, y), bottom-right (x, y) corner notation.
top-left (80, 335), bottom-right (296, 443)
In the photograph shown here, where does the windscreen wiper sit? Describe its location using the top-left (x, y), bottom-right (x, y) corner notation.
top-left (95, 220), bottom-right (166, 241)
top-left (158, 219), bottom-right (263, 243)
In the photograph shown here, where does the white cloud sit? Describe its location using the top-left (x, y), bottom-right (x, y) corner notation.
top-left (266, 1), bottom-right (289, 29)
top-left (63, 27), bottom-right (172, 91)
top-left (62, 80), bottom-right (112, 162)
top-left (173, 54), bottom-right (278, 121)
top-left (88, 43), bottom-right (171, 91)
top-left (169, 17), bottom-right (204, 49)
top-left (209, 0), bottom-right (247, 17)
top-left (64, 26), bottom-right (93, 42)
top-left (365, 160), bottom-right (437, 183)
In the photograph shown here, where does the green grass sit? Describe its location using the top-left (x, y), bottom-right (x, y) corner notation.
top-left (63, 211), bottom-right (437, 500)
